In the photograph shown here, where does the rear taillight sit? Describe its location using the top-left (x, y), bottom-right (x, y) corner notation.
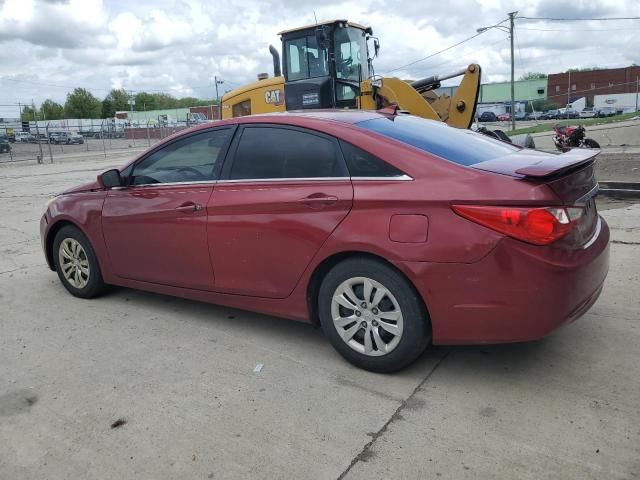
top-left (452, 205), bottom-right (583, 245)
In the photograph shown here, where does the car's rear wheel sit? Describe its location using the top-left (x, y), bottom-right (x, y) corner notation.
top-left (53, 225), bottom-right (106, 298)
top-left (318, 257), bottom-right (431, 372)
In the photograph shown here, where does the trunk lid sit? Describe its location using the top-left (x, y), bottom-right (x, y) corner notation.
top-left (473, 148), bottom-right (600, 248)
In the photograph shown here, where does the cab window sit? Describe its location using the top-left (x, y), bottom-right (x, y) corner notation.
top-left (285, 35), bottom-right (329, 81)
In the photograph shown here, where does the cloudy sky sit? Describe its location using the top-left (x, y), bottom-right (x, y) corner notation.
top-left (1, 0), bottom-right (639, 117)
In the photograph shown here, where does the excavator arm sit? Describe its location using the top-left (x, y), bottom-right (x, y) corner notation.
top-left (362, 64), bottom-right (482, 129)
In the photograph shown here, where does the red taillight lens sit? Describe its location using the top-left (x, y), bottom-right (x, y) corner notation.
top-left (452, 205), bottom-right (577, 245)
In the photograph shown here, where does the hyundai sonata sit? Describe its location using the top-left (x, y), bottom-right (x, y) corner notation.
top-left (41, 110), bottom-right (609, 372)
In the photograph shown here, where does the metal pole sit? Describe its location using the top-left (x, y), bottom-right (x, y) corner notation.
top-left (101, 119), bottom-right (107, 159)
top-left (147, 120), bottom-right (151, 147)
top-left (509, 12), bottom-right (517, 132)
top-left (33, 100), bottom-right (43, 163)
top-left (214, 76), bottom-right (220, 120)
top-left (46, 123), bottom-right (53, 163)
top-left (636, 76), bottom-right (639, 112)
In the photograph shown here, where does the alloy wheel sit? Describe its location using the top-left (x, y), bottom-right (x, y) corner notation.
top-left (58, 238), bottom-right (90, 289)
top-left (331, 276), bottom-right (404, 356)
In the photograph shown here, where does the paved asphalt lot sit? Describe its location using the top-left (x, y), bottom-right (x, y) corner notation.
top-left (1, 154), bottom-right (639, 479)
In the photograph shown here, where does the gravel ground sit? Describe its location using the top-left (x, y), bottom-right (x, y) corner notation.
top-left (0, 153), bottom-right (639, 480)
top-left (596, 153), bottom-right (640, 182)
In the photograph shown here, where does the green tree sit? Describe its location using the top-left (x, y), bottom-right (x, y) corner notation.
top-left (134, 92), bottom-right (157, 111)
top-left (519, 72), bottom-right (547, 81)
top-left (101, 88), bottom-right (130, 118)
top-left (20, 106), bottom-right (37, 122)
top-left (64, 88), bottom-right (102, 119)
top-left (566, 67), bottom-right (601, 73)
top-left (41, 99), bottom-right (64, 120)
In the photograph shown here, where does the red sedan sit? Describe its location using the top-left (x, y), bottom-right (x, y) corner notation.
top-left (40, 110), bottom-right (609, 372)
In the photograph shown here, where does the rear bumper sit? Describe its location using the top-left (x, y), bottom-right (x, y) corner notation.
top-left (401, 216), bottom-right (610, 345)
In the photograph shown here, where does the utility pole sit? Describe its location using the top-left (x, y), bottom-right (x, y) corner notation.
top-left (509, 11), bottom-right (517, 132)
top-left (214, 76), bottom-right (224, 119)
top-left (33, 99), bottom-right (43, 163)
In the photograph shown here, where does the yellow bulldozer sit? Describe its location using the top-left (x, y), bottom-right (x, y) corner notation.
top-left (221, 19), bottom-right (482, 129)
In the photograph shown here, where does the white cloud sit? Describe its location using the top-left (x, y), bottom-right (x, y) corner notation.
top-left (0, 0), bottom-right (639, 117)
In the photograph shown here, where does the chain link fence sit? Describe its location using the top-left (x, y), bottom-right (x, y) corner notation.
top-left (0, 115), bottom-right (211, 164)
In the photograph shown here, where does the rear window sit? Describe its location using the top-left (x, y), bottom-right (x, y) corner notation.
top-left (357, 116), bottom-right (520, 166)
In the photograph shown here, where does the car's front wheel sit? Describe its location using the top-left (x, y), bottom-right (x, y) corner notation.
top-left (318, 257), bottom-right (431, 372)
top-left (53, 225), bottom-right (106, 298)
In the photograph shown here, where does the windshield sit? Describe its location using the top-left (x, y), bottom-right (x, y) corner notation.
top-left (285, 35), bottom-right (329, 81)
top-left (333, 26), bottom-right (367, 102)
top-left (357, 115), bottom-right (521, 166)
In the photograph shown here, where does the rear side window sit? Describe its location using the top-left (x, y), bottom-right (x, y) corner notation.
top-left (229, 127), bottom-right (347, 179)
top-left (357, 115), bottom-right (520, 166)
top-left (339, 141), bottom-right (406, 177)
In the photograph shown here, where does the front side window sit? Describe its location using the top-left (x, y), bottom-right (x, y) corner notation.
top-left (285, 35), bottom-right (329, 81)
top-left (131, 129), bottom-right (232, 185)
top-left (230, 127), bottom-right (346, 180)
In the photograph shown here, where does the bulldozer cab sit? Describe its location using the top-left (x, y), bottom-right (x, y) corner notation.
top-left (280, 20), bottom-right (373, 110)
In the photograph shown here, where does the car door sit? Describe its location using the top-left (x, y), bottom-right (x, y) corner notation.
top-left (102, 127), bottom-right (234, 290)
top-left (208, 124), bottom-right (353, 298)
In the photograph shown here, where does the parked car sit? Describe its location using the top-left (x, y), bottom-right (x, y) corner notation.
top-left (15, 132), bottom-right (31, 143)
top-left (579, 108), bottom-right (597, 119)
top-left (40, 111), bottom-right (610, 372)
top-left (597, 107), bottom-right (617, 117)
top-left (527, 111), bottom-right (544, 120)
top-left (0, 135), bottom-right (11, 153)
top-left (514, 111), bottom-right (527, 121)
top-left (68, 133), bottom-right (84, 145)
top-left (543, 109), bottom-right (560, 120)
top-left (49, 132), bottom-right (69, 144)
top-left (497, 113), bottom-right (511, 121)
top-left (478, 111), bottom-right (498, 122)
top-left (559, 108), bottom-right (580, 119)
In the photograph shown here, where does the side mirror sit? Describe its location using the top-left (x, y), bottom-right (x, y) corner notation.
top-left (99, 169), bottom-right (122, 188)
top-left (374, 39), bottom-right (380, 57)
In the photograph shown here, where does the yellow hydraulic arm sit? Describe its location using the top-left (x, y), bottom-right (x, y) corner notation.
top-left (361, 64), bottom-right (481, 129)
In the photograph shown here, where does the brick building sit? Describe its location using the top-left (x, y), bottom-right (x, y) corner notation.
top-left (547, 65), bottom-right (640, 105)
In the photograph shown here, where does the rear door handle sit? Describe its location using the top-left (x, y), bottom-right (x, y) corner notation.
top-left (298, 194), bottom-right (338, 208)
top-left (175, 202), bottom-right (203, 213)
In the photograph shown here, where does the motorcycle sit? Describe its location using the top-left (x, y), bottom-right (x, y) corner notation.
top-left (552, 124), bottom-right (600, 152)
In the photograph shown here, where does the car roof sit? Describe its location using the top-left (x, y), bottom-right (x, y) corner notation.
top-left (241, 109), bottom-right (385, 125)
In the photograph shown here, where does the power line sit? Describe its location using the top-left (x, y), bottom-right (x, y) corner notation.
top-left (385, 29), bottom-right (492, 74)
top-left (547, 78), bottom-right (640, 98)
top-left (518, 16), bottom-right (640, 21)
top-left (519, 26), bottom-right (640, 32)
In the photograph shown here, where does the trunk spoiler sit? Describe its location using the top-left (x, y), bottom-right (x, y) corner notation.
top-left (514, 149), bottom-right (600, 178)
top-left (472, 148), bottom-right (600, 179)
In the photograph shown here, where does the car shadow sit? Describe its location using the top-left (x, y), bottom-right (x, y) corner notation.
top-left (101, 286), bottom-right (559, 383)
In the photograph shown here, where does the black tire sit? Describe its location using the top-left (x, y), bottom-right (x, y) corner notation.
top-left (584, 138), bottom-right (600, 149)
top-left (318, 257), bottom-right (431, 373)
top-left (52, 225), bottom-right (107, 299)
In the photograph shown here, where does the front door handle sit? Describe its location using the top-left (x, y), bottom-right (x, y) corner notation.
top-left (298, 194), bottom-right (338, 208)
top-left (175, 202), bottom-right (203, 213)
